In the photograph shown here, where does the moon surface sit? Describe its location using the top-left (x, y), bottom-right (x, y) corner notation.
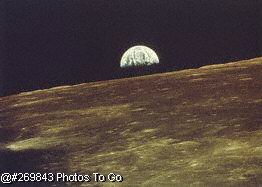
top-left (120, 45), bottom-right (159, 68)
top-left (0, 57), bottom-right (261, 186)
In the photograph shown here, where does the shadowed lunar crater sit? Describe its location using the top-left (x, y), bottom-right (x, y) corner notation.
top-left (0, 57), bottom-right (261, 187)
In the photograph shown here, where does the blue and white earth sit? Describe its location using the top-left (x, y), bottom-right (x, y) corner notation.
top-left (120, 45), bottom-right (159, 68)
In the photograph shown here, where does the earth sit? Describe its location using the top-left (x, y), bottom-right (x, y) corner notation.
top-left (120, 46), bottom-right (159, 68)
top-left (0, 57), bottom-right (261, 187)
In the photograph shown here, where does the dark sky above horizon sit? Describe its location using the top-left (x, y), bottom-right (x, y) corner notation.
top-left (1, 0), bottom-right (261, 96)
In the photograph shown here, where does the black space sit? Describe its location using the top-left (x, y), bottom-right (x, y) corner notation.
top-left (1, 0), bottom-right (262, 96)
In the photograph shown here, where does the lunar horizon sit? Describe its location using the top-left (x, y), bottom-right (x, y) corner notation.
top-left (0, 57), bottom-right (261, 186)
